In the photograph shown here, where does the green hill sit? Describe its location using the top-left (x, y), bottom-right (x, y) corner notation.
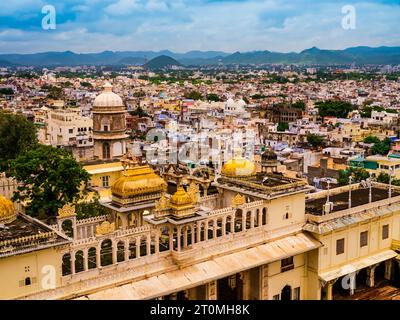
top-left (145, 55), bottom-right (182, 70)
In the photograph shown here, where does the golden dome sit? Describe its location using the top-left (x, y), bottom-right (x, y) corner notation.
top-left (0, 196), bottom-right (15, 222)
top-left (112, 166), bottom-right (166, 197)
top-left (221, 156), bottom-right (256, 178)
top-left (170, 186), bottom-right (193, 207)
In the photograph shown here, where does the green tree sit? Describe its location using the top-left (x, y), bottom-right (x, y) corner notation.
top-left (129, 105), bottom-right (149, 117)
top-left (371, 138), bottom-right (391, 155)
top-left (184, 90), bottom-right (203, 100)
top-left (377, 172), bottom-right (390, 184)
top-left (338, 167), bottom-right (370, 186)
top-left (292, 101), bottom-right (306, 110)
top-left (307, 134), bottom-right (324, 148)
top-left (277, 122), bottom-right (289, 132)
top-left (0, 112), bottom-right (38, 166)
top-left (7, 145), bottom-right (90, 219)
top-left (75, 196), bottom-right (108, 220)
top-left (315, 100), bottom-right (354, 119)
top-left (363, 135), bottom-right (381, 144)
top-left (206, 93), bottom-right (220, 102)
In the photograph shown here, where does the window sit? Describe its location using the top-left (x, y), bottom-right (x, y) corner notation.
top-left (336, 238), bottom-right (345, 255)
top-left (25, 277), bottom-right (31, 286)
top-left (293, 287), bottom-right (300, 300)
top-left (69, 129), bottom-right (73, 134)
top-left (360, 231), bottom-right (368, 247)
top-left (273, 294), bottom-right (280, 300)
top-left (103, 125), bottom-right (109, 132)
top-left (281, 256), bottom-right (294, 272)
top-left (382, 225), bottom-right (389, 240)
top-left (102, 176), bottom-right (110, 188)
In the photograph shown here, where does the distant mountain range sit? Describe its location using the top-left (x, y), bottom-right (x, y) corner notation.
top-left (1, 46), bottom-right (400, 67)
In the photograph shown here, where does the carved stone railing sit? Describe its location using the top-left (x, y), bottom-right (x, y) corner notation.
top-left (76, 215), bottom-right (108, 225)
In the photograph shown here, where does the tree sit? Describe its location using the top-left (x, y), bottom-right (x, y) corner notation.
top-left (307, 134), bottom-right (324, 148)
top-left (184, 90), bottom-right (203, 100)
top-left (371, 138), bottom-right (391, 155)
top-left (206, 93), bottom-right (220, 102)
top-left (7, 145), bottom-right (90, 219)
top-left (315, 100), bottom-right (355, 119)
top-left (292, 101), bottom-right (306, 110)
top-left (0, 112), bottom-right (38, 166)
top-left (75, 196), bottom-right (108, 220)
top-left (129, 105), bottom-right (149, 117)
top-left (277, 122), bottom-right (289, 132)
top-left (338, 167), bottom-right (370, 186)
top-left (363, 135), bottom-right (380, 144)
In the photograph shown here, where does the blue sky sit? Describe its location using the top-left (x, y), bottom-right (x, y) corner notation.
top-left (0, 0), bottom-right (399, 53)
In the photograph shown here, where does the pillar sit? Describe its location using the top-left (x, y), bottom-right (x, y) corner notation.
top-left (125, 239), bottom-right (130, 261)
top-left (177, 227), bottom-right (181, 251)
top-left (147, 235), bottom-right (151, 256)
top-left (241, 271), bottom-right (250, 300)
top-left (250, 211), bottom-right (255, 229)
top-left (136, 237), bottom-right (140, 258)
top-left (242, 214), bottom-right (246, 231)
top-left (213, 220), bottom-right (217, 238)
top-left (260, 265), bottom-right (269, 300)
top-left (366, 265), bottom-right (378, 287)
top-left (385, 260), bottom-right (393, 281)
top-left (183, 227), bottom-right (188, 248)
top-left (83, 249), bottom-right (89, 271)
top-left (96, 245), bottom-right (101, 267)
top-left (112, 242), bottom-right (117, 264)
top-left (222, 219), bottom-right (226, 237)
top-left (155, 235), bottom-right (160, 253)
top-left (71, 252), bottom-right (76, 274)
top-left (206, 280), bottom-right (217, 300)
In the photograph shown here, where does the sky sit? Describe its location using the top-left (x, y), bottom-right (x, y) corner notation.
top-left (0, 0), bottom-right (399, 54)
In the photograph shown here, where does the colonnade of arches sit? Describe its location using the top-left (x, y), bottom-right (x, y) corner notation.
top-left (62, 206), bottom-right (268, 276)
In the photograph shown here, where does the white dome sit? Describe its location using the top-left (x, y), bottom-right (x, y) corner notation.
top-left (226, 98), bottom-right (234, 107)
top-left (93, 82), bottom-right (123, 107)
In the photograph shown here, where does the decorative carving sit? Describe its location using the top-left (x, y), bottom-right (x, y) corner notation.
top-left (121, 152), bottom-right (140, 171)
top-left (188, 182), bottom-right (200, 203)
top-left (232, 193), bottom-right (246, 207)
top-left (58, 204), bottom-right (76, 218)
top-left (155, 194), bottom-right (170, 211)
top-left (96, 221), bottom-right (116, 236)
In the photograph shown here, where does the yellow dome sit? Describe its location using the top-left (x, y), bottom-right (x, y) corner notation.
top-left (0, 196), bottom-right (15, 220)
top-left (221, 157), bottom-right (256, 177)
top-left (112, 166), bottom-right (166, 197)
top-left (170, 186), bottom-right (193, 207)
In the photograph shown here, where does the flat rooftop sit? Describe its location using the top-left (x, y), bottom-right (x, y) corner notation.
top-left (306, 187), bottom-right (400, 216)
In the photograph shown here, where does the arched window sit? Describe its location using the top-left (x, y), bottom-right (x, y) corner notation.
top-left (62, 253), bottom-right (72, 276)
top-left (75, 250), bottom-right (84, 273)
top-left (25, 277), bottom-right (31, 286)
top-left (281, 285), bottom-right (292, 301)
top-left (129, 240), bottom-right (137, 259)
top-left (140, 236), bottom-right (147, 256)
top-left (159, 227), bottom-right (170, 252)
top-left (100, 239), bottom-right (113, 267)
top-left (262, 208), bottom-right (267, 225)
top-left (235, 209), bottom-right (243, 232)
top-left (88, 247), bottom-right (97, 269)
top-left (103, 142), bottom-right (111, 159)
top-left (217, 219), bottom-right (223, 237)
top-left (117, 241), bottom-right (125, 262)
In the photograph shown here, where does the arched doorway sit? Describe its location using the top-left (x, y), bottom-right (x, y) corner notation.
top-left (62, 253), bottom-right (72, 276)
top-left (281, 285), bottom-right (292, 301)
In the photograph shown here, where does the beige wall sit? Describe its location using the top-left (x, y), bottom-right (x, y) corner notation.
top-left (0, 247), bottom-right (63, 300)
top-left (317, 214), bottom-right (396, 272)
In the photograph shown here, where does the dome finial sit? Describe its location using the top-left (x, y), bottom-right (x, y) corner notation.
top-left (103, 81), bottom-right (113, 92)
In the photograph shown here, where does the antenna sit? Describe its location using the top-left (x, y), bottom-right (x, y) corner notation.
top-left (348, 175), bottom-right (353, 209)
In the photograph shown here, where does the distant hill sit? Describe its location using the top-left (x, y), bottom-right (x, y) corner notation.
top-left (0, 46), bottom-right (400, 66)
top-left (145, 55), bottom-right (182, 70)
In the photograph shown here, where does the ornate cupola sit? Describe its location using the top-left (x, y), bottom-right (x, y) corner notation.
top-left (92, 82), bottom-right (129, 160)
